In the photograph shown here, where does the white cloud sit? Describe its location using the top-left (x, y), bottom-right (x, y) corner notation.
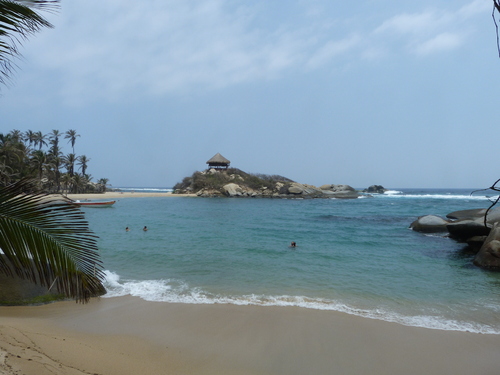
top-left (306, 35), bottom-right (360, 69)
top-left (30, 0), bottom-right (315, 104)
top-left (372, 0), bottom-right (487, 56)
top-left (375, 12), bottom-right (446, 35)
top-left (22, 0), bottom-right (489, 104)
top-left (414, 32), bottom-right (463, 55)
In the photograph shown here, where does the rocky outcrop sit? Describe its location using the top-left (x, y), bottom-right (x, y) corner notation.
top-left (363, 185), bottom-right (387, 194)
top-left (446, 219), bottom-right (491, 240)
top-left (319, 184), bottom-right (360, 199)
top-left (410, 215), bottom-right (450, 233)
top-left (474, 223), bottom-right (500, 270)
top-left (411, 205), bottom-right (500, 270)
top-left (174, 168), bottom-right (363, 199)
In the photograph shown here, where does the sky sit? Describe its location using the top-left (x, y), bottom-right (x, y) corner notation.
top-left (1, 0), bottom-right (499, 189)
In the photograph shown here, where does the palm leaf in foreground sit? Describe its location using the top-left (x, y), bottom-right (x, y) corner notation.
top-left (0, 179), bottom-right (106, 303)
top-left (0, 0), bottom-right (59, 86)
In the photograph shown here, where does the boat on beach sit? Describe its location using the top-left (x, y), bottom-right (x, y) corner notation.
top-left (71, 200), bottom-right (116, 207)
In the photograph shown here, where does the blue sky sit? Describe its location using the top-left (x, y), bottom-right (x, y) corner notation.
top-left (1, 0), bottom-right (499, 189)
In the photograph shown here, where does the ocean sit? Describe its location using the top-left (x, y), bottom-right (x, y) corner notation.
top-left (82, 188), bottom-right (500, 334)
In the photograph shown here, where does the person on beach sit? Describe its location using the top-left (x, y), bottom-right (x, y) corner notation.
top-left (143, 226), bottom-right (148, 231)
top-left (290, 241), bottom-right (296, 247)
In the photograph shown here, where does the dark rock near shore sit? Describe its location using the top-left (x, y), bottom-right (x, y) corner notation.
top-left (319, 184), bottom-right (360, 199)
top-left (411, 206), bottom-right (500, 270)
top-left (363, 185), bottom-right (387, 194)
top-left (410, 215), bottom-right (450, 233)
top-left (446, 219), bottom-right (491, 240)
top-left (474, 223), bottom-right (500, 269)
top-left (446, 208), bottom-right (487, 221)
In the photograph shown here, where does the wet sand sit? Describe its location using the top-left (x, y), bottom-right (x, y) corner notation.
top-left (0, 296), bottom-right (499, 375)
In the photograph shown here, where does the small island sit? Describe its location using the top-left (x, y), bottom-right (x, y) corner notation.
top-left (173, 153), bottom-right (384, 199)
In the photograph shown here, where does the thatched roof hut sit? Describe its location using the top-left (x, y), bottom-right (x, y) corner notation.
top-left (207, 153), bottom-right (230, 170)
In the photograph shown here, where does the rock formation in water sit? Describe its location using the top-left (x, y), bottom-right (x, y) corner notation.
top-left (410, 206), bottom-right (500, 270)
top-left (173, 168), bottom-right (364, 199)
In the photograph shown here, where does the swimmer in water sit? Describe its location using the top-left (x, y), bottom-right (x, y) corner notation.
top-left (290, 241), bottom-right (296, 247)
top-left (143, 226), bottom-right (148, 231)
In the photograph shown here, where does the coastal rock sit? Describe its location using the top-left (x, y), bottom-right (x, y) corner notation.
top-left (466, 236), bottom-right (488, 252)
top-left (446, 208), bottom-right (487, 221)
top-left (363, 185), bottom-right (387, 194)
top-left (319, 184), bottom-right (359, 199)
top-left (446, 219), bottom-right (491, 240)
top-left (196, 188), bottom-right (224, 197)
top-left (474, 223), bottom-right (500, 269)
top-left (485, 207), bottom-right (500, 224)
top-left (281, 183), bottom-right (324, 197)
top-left (173, 167), bottom-right (360, 199)
top-left (320, 184), bottom-right (356, 192)
top-left (446, 207), bottom-right (500, 225)
top-left (288, 184), bottom-right (304, 195)
top-left (410, 215), bottom-right (450, 233)
top-left (223, 183), bottom-right (244, 197)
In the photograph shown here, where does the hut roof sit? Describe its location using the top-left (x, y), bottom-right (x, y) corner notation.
top-left (206, 153), bottom-right (230, 164)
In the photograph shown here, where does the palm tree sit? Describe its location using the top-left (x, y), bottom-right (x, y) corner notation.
top-left (34, 131), bottom-right (47, 150)
top-left (63, 153), bottom-right (76, 177)
top-left (49, 129), bottom-right (61, 150)
top-left (77, 155), bottom-right (90, 176)
top-left (0, 1), bottom-right (59, 87)
top-left (0, 179), bottom-right (106, 302)
top-left (29, 149), bottom-right (47, 180)
top-left (97, 178), bottom-right (109, 193)
top-left (64, 129), bottom-right (80, 154)
top-left (24, 130), bottom-right (36, 149)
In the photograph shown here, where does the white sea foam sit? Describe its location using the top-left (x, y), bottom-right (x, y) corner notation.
top-left (102, 271), bottom-right (500, 335)
top-left (378, 193), bottom-right (495, 200)
top-left (384, 190), bottom-right (403, 195)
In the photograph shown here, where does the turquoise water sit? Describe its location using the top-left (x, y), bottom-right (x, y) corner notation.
top-left (82, 189), bottom-right (500, 334)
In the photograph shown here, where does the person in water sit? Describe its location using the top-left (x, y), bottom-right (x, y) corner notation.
top-left (125, 227), bottom-right (130, 232)
top-left (290, 241), bottom-right (296, 247)
top-left (143, 226), bottom-right (148, 231)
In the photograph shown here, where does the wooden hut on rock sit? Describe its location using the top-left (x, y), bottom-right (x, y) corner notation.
top-left (206, 153), bottom-right (230, 170)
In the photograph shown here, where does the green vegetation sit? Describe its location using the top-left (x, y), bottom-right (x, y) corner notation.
top-left (173, 168), bottom-right (294, 194)
top-left (0, 129), bottom-right (110, 194)
top-left (0, 179), bottom-right (106, 303)
top-left (0, 3), bottom-right (106, 304)
top-left (0, 293), bottom-right (66, 306)
top-left (0, 1), bottom-right (59, 87)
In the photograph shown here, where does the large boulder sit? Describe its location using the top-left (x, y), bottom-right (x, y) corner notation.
top-left (288, 184), bottom-right (304, 195)
top-left (285, 183), bottom-right (324, 198)
top-left (363, 185), bottom-right (387, 194)
top-left (196, 188), bottom-right (224, 197)
top-left (223, 183), bottom-right (244, 197)
top-left (446, 219), bottom-right (491, 240)
top-left (410, 215), bottom-right (450, 233)
top-left (319, 184), bottom-right (359, 199)
top-left (446, 208), bottom-right (488, 221)
top-left (474, 223), bottom-right (500, 270)
top-left (446, 207), bottom-right (500, 224)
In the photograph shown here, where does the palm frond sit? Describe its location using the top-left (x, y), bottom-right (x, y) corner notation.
top-left (0, 0), bottom-right (59, 85)
top-left (0, 179), bottom-right (105, 303)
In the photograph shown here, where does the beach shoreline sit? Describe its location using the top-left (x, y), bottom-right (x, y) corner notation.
top-left (1, 296), bottom-right (499, 375)
top-left (59, 191), bottom-right (197, 200)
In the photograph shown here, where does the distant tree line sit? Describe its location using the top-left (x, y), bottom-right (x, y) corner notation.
top-left (0, 129), bottom-right (109, 194)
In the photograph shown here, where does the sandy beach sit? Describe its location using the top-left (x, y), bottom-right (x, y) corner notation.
top-left (62, 191), bottom-right (197, 200)
top-left (1, 297), bottom-right (499, 375)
